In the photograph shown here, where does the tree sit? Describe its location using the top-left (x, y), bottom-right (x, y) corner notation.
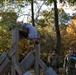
top-left (0, 0), bottom-right (76, 65)
top-left (31, 0), bottom-right (35, 26)
top-left (0, 12), bottom-right (17, 54)
top-left (53, 0), bottom-right (61, 54)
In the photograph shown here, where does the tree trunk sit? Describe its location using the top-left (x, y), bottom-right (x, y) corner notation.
top-left (53, 0), bottom-right (61, 54)
top-left (31, 0), bottom-right (35, 26)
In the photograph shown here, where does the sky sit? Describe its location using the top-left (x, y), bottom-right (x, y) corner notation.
top-left (16, 0), bottom-right (76, 23)
top-left (0, 0), bottom-right (76, 23)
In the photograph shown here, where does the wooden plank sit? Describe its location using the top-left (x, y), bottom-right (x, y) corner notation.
top-left (23, 71), bottom-right (32, 75)
top-left (38, 59), bottom-right (48, 71)
top-left (44, 67), bottom-right (57, 75)
top-left (0, 52), bottom-right (7, 65)
top-left (20, 51), bottom-right (35, 71)
top-left (11, 28), bottom-right (19, 75)
top-left (12, 28), bottom-right (19, 62)
top-left (0, 57), bottom-right (11, 75)
top-left (15, 62), bottom-right (24, 75)
top-left (34, 43), bottom-right (40, 75)
top-left (8, 42), bottom-right (17, 58)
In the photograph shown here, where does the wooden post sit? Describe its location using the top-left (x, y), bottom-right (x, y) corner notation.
top-left (0, 56), bottom-right (11, 75)
top-left (11, 27), bottom-right (18, 75)
top-left (20, 51), bottom-right (35, 71)
top-left (35, 43), bottom-right (40, 75)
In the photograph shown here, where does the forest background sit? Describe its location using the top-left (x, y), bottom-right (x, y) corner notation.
top-left (0, 0), bottom-right (76, 67)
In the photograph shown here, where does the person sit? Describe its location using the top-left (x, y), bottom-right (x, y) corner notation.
top-left (16, 21), bottom-right (40, 44)
top-left (63, 47), bottom-right (76, 75)
top-left (50, 48), bottom-right (60, 74)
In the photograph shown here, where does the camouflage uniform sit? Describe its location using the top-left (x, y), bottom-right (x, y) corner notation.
top-left (63, 54), bottom-right (76, 75)
top-left (50, 49), bottom-right (60, 73)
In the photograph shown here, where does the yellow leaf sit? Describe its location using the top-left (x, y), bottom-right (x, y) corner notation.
top-left (0, 26), bottom-right (2, 29)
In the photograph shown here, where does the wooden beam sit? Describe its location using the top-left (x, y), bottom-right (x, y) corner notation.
top-left (8, 42), bottom-right (17, 57)
top-left (34, 43), bottom-right (40, 75)
top-left (38, 59), bottom-right (48, 71)
top-left (0, 56), bottom-right (11, 75)
top-left (0, 52), bottom-right (7, 65)
top-left (15, 62), bottom-right (24, 75)
top-left (44, 67), bottom-right (57, 75)
top-left (11, 28), bottom-right (19, 75)
top-left (20, 51), bottom-right (35, 71)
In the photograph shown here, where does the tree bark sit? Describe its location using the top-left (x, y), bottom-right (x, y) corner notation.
top-left (53, 0), bottom-right (61, 54)
top-left (31, 0), bottom-right (35, 26)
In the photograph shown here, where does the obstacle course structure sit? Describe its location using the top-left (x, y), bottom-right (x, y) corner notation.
top-left (0, 27), bottom-right (57, 75)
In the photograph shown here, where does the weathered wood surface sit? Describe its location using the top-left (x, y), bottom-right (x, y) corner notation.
top-left (0, 56), bottom-right (11, 75)
top-left (44, 67), bottom-right (57, 75)
top-left (20, 51), bottom-right (35, 71)
top-left (0, 52), bottom-right (7, 65)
